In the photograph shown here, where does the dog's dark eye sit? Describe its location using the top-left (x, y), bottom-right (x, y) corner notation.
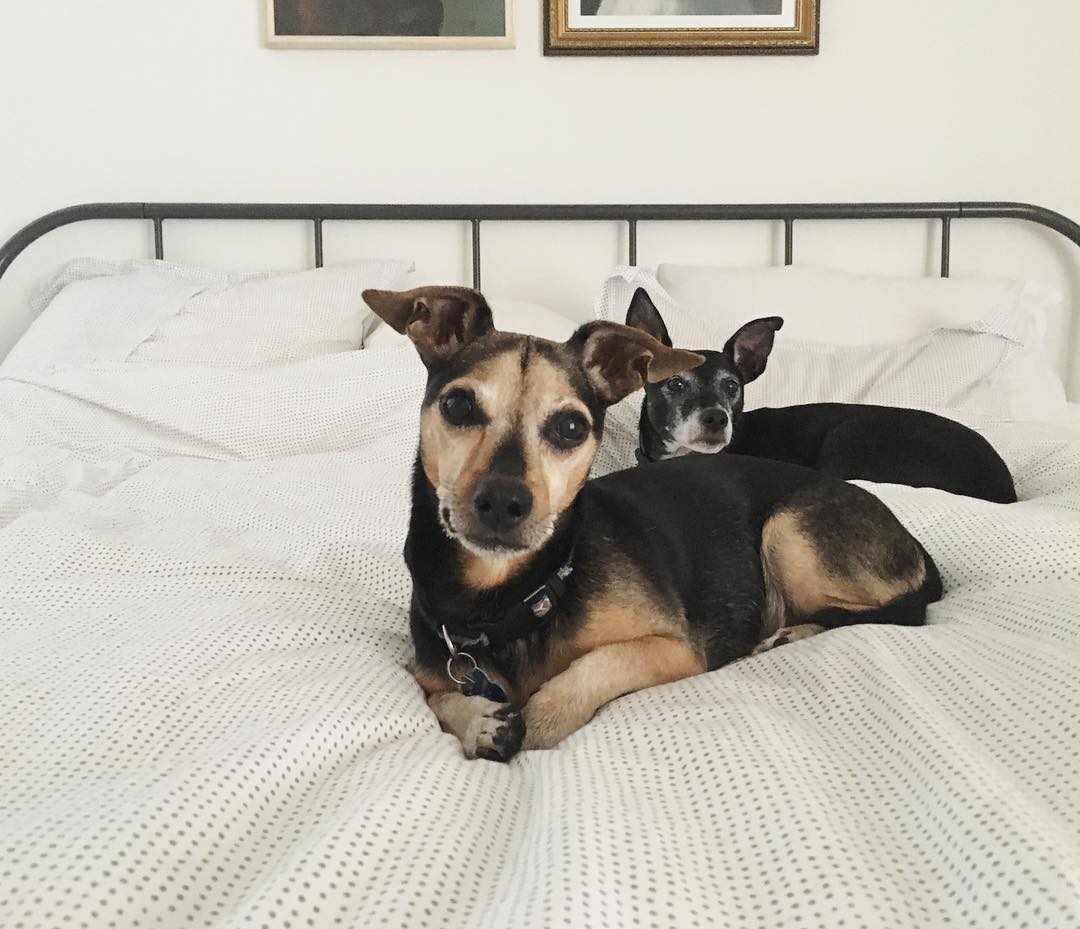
top-left (666, 377), bottom-right (687, 394)
top-left (440, 390), bottom-right (477, 426)
top-left (721, 378), bottom-right (739, 396)
top-left (546, 411), bottom-right (590, 449)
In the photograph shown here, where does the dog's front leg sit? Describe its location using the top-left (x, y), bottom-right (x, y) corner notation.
top-left (412, 665), bottom-right (525, 762)
top-left (428, 692), bottom-right (525, 762)
top-left (523, 635), bottom-right (703, 750)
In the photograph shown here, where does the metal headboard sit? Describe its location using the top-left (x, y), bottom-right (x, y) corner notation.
top-left (3, 201), bottom-right (1080, 291)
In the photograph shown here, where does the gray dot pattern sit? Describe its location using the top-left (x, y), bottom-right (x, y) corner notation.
top-left (2, 347), bottom-right (1080, 929)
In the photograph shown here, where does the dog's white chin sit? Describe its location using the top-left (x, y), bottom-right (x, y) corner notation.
top-left (436, 490), bottom-right (553, 560)
top-left (684, 439), bottom-right (729, 455)
top-left (454, 532), bottom-right (530, 560)
top-left (662, 438), bottom-right (730, 458)
top-left (668, 417), bottom-right (732, 459)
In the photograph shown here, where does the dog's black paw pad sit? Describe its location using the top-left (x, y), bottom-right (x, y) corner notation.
top-left (492, 708), bottom-right (525, 753)
top-left (470, 705), bottom-right (525, 762)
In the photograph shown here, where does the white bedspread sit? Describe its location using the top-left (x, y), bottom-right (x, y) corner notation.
top-left (2, 345), bottom-right (1079, 929)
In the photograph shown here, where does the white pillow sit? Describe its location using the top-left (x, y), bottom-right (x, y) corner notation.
top-left (595, 266), bottom-right (1068, 423)
top-left (3, 257), bottom-right (413, 373)
top-left (655, 262), bottom-right (1065, 346)
top-left (364, 298), bottom-right (580, 348)
top-left (1068, 403), bottom-right (1080, 433)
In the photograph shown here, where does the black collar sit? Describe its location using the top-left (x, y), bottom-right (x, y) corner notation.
top-left (635, 445), bottom-right (656, 465)
top-left (442, 553), bottom-right (575, 652)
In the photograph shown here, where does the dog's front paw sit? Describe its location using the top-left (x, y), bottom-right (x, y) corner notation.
top-left (465, 703), bottom-right (525, 762)
top-left (752, 623), bottom-right (826, 655)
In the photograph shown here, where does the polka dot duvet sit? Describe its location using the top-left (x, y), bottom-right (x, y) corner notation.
top-left (1, 344), bottom-right (1078, 929)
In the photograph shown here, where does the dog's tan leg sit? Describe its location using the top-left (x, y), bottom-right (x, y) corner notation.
top-left (413, 665), bottom-right (524, 762)
top-left (427, 692), bottom-right (525, 762)
top-left (522, 635), bottom-right (704, 750)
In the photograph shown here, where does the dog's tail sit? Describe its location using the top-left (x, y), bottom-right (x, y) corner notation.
top-left (808, 541), bottom-right (943, 630)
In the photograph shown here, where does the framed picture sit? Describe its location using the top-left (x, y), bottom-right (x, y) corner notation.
top-left (545, 0), bottom-right (818, 55)
top-left (266, 0), bottom-right (514, 50)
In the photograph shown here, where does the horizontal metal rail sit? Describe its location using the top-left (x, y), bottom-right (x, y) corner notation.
top-left (3, 201), bottom-right (1079, 286)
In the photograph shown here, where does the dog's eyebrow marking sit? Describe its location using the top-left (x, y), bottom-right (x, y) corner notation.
top-left (519, 338), bottom-right (534, 375)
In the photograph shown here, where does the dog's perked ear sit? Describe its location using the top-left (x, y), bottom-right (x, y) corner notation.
top-left (571, 321), bottom-right (704, 405)
top-left (362, 286), bottom-right (494, 365)
top-left (624, 288), bottom-right (672, 348)
top-left (723, 316), bottom-right (784, 383)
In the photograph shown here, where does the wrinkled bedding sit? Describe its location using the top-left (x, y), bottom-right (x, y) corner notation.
top-left (2, 343), bottom-right (1079, 928)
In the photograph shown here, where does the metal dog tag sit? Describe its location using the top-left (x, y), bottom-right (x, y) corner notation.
top-left (443, 624), bottom-right (507, 702)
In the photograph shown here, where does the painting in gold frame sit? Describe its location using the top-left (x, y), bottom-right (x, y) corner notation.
top-left (546, 0), bottom-right (818, 55)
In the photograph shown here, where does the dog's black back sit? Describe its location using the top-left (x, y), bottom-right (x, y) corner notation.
top-left (626, 289), bottom-right (1018, 505)
top-left (730, 402), bottom-right (1017, 503)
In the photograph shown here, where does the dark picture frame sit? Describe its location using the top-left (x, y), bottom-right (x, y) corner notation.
top-left (266, 0), bottom-right (515, 50)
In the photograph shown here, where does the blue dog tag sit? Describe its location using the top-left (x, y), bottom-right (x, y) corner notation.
top-left (461, 667), bottom-right (507, 703)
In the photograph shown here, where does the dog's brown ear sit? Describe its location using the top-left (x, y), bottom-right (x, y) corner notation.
top-left (362, 286), bottom-right (494, 365)
top-left (573, 321), bottom-right (704, 405)
top-left (624, 288), bottom-right (672, 348)
top-left (723, 316), bottom-right (784, 384)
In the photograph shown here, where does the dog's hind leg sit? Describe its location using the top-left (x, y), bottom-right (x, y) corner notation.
top-left (760, 485), bottom-right (940, 633)
top-left (752, 623), bottom-right (826, 655)
top-left (754, 548), bottom-right (827, 653)
top-left (802, 588), bottom-right (936, 630)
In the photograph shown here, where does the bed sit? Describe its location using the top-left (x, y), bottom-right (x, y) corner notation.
top-left (2, 202), bottom-right (1080, 929)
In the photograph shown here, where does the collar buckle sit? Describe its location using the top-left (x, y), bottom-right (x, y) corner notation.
top-left (523, 560), bottom-right (573, 619)
top-left (524, 586), bottom-right (554, 618)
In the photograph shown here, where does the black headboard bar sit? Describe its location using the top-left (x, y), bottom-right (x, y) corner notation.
top-left (471, 219), bottom-right (482, 289)
top-left (313, 218), bottom-right (324, 269)
top-left (3, 201), bottom-right (1080, 287)
top-left (940, 217), bottom-right (952, 278)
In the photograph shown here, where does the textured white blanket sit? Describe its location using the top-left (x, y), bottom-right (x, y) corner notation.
top-left (2, 345), bottom-right (1079, 928)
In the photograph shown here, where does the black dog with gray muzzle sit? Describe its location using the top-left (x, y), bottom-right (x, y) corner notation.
top-left (626, 288), bottom-right (1017, 504)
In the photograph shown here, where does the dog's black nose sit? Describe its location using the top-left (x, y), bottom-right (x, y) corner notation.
top-left (472, 478), bottom-right (533, 532)
top-left (700, 408), bottom-right (729, 431)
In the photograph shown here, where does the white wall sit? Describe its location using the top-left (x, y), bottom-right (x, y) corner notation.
top-left (3, 1), bottom-right (1080, 394)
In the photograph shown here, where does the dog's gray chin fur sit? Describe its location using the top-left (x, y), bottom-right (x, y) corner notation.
top-left (667, 416), bottom-right (732, 460)
top-left (661, 436), bottom-right (731, 459)
top-left (685, 439), bottom-right (729, 455)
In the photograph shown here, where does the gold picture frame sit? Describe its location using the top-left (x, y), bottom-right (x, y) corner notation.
top-left (265, 0), bottom-right (515, 50)
top-left (546, 0), bottom-right (818, 55)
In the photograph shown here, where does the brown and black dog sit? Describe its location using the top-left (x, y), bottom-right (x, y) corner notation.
top-left (364, 286), bottom-right (942, 762)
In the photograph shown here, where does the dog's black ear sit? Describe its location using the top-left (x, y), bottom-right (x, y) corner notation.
top-left (571, 321), bottom-right (704, 405)
top-left (362, 286), bottom-right (494, 366)
top-left (723, 317), bottom-right (784, 384)
top-left (624, 288), bottom-right (672, 348)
